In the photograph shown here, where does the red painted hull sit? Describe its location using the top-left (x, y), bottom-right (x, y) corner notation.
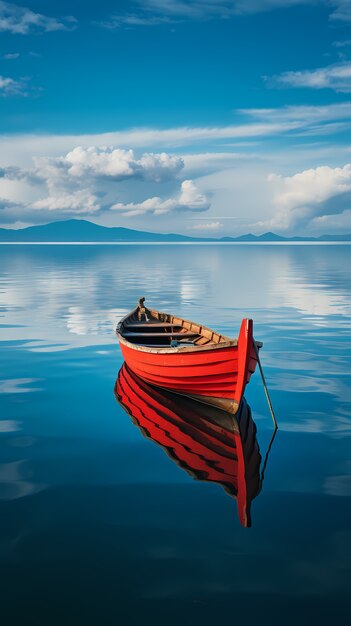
top-left (115, 363), bottom-right (262, 527)
top-left (119, 318), bottom-right (259, 412)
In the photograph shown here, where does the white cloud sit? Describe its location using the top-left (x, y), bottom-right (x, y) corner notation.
top-left (98, 14), bottom-right (171, 28)
top-left (1, 106), bottom-right (351, 233)
top-left (3, 52), bottom-right (20, 59)
top-left (332, 39), bottom-right (351, 48)
top-left (267, 61), bottom-right (351, 93)
top-left (0, 172), bottom-right (37, 206)
top-left (225, 0), bottom-right (310, 15)
top-left (182, 151), bottom-right (248, 175)
top-left (0, 122), bottom-right (303, 164)
top-left (30, 190), bottom-right (100, 213)
top-left (178, 179), bottom-right (209, 207)
top-left (0, 146), bottom-right (186, 217)
top-left (0, 74), bottom-right (27, 96)
top-left (2, 103), bottom-right (351, 163)
top-left (0, 1), bottom-right (77, 34)
top-left (99, 1), bottom-right (322, 28)
top-left (32, 146), bottom-right (184, 182)
top-left (137, 151), bottom-right (184, 180)
top-left (269, 164), bottom-right (351, 209)
top-left (329, 0), bottom-right (351, 22)
top-left (111, 179), bottom-right (210, 216)
top-left (0, 147), bottom-right (203, 220)
top-left (242, 102), bottom-right (351, 124)
top-left (98, 1), bottom-right (351, 27)
top-left (265, 163), bottom-right (351, 230)
top-left (187, 221), bottom-right (222, 231)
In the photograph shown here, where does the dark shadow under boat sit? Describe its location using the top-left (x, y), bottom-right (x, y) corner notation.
top-left (115, 362), bottom-right (274, 527)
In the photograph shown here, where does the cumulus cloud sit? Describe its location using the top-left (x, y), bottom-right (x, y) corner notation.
top-left (267, 61), bottom-right (351, 93)
top-left (56, 147), bottom-right (184, 182)
top-left (266, 163), bottom-right (351, 230)
top-left (2, 114), bottom-right (351, 233)
top-left (178, 179), bottom-right (210, 207)
top-left (30, 146), bottom-right (184, 183)
top-left (0, 1), bottom-right (77, 34)
top-left (111, 180), bottom-right (210, 216)
top-left (0, 146), bottom-right (194, 219)
top-left (29, 190), bottom-right (101, 213)
top-left (0, 145), bottom-right (184, 207)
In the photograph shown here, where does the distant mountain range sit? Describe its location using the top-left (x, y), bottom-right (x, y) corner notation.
top-left (0, 219), bottom-right (351, 243)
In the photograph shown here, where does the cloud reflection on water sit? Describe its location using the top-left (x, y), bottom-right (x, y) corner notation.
top-left (0, 244), bottom-right (350, 452)
top-left (0, 460), bottom-right (46, 501)
top-left (0, 245), bottom-right (350, 348)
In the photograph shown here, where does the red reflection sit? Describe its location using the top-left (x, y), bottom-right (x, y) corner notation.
top-left (115, 363), bottom-right (263, 527)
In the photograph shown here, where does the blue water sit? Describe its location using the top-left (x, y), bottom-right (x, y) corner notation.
top-left (1, 244), bottom-right (350, 625)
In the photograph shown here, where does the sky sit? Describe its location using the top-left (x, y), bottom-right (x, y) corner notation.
top-left (1, 0), bottom-right (351, 236)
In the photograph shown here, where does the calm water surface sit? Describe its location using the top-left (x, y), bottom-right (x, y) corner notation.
top-left (0, 244), bottom-right (350, 625)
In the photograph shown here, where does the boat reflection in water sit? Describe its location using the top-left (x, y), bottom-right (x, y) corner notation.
top-left (115, 363), bottom-right (273, 528)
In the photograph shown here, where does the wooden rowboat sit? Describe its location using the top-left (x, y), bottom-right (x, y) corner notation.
top-left (115, 363), bottom-right (263, 527)
top-left (116, 298), bottom-right (262, 414)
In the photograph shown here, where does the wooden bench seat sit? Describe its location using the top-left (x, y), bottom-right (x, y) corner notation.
top-left (122, 331), bottom-right (199, 339)
top-left (125, 322), bottom-right (181, 329)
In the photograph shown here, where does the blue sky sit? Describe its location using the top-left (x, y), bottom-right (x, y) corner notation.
top-left (1, 0), bottom-right (351, 235)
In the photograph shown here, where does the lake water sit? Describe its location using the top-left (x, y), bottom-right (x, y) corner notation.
top-left (0, 244), bottom-right (350, 625)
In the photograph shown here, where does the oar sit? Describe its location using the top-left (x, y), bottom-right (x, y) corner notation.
top-left (253, 341), bottom-right (278, 430)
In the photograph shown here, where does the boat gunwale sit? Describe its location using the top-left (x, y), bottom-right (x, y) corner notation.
top-left (116, 306), bottom-right (240, 354)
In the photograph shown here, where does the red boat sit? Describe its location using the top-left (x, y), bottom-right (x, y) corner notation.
top-left (116, 298), bottom-right (262, 413)
top-left (115, 363), bottom-right (263, 527)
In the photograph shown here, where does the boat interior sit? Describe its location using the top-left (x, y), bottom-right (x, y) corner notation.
top-left (120, 307), bottom-right (232, 348)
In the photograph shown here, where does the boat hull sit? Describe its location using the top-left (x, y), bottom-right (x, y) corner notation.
top-left (119, 318), bottom-right (258, 413)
